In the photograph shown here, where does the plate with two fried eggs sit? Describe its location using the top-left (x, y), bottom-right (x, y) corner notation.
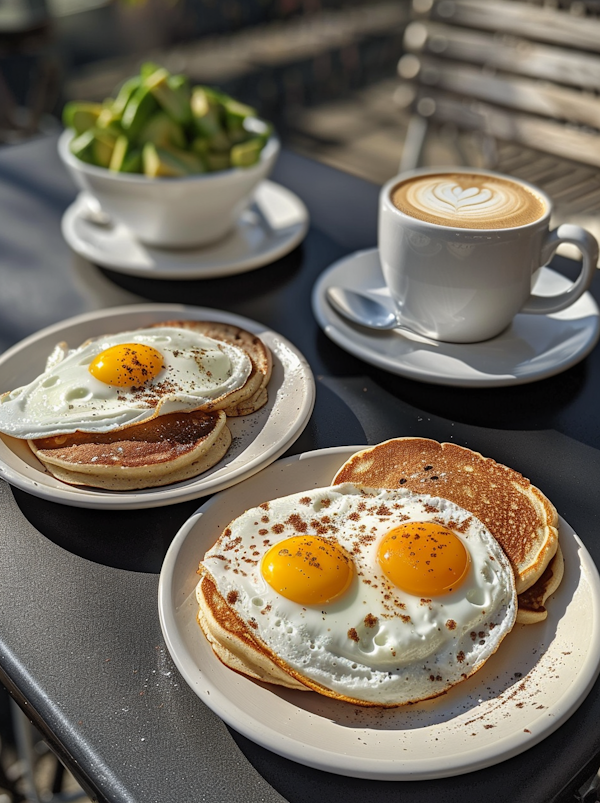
top-left (158, 442), bottom-right (600, 780)
top-left (0, 304), bottom-right (315, 509)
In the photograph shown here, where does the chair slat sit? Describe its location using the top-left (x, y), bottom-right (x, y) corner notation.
top-left (416, 90), bottom-right (600, 167)
top-left (405, 55), bottom-right (600, 128)
top-left (405, 22), bottom-right (600, 90)
top-left (429, 0), bottom-right (600, 53)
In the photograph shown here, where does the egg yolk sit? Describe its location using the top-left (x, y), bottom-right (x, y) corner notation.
top-left (88, 343), bottom-right (164, 387)
top-left (262, 535), bottom-right (353, 605)
top-left (377, 522), bottom-right (470, 597)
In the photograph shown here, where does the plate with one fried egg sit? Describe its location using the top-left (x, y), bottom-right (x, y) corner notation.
top-left (158, 445), bottom-right (600, 780)
top-left (0, 304), bottom-right (315, 509)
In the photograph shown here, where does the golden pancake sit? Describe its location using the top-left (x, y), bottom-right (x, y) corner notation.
top-left (29, 409), bottom-right (230, 490)
top-left (332, 438), bottom-right (559, 598)
top-left (196, 572), bottom-right (308, 690)
top-left (516, 545), bottom-right (564, 624)
top-left (11, 320), bottom-right (274, 491)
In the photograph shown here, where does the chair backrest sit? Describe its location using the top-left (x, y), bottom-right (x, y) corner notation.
top-left (397, 0), bottom-right (600, 171)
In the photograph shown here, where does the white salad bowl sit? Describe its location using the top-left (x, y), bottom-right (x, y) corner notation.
top-left (58, 128), bottom-right (280, 249)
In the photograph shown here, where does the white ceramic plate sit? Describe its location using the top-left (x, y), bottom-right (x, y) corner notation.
top-left (158, 445), bottom-right (600, 781)
top-left (62, 182), bottom-right (309, 279)
top-left (312, 249), bottom-right (600, 387)
top-left (0, 304), bottom-right (315, 510)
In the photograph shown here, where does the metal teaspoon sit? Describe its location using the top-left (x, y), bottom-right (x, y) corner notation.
top-left (326, 286), bottom-right (398, 330)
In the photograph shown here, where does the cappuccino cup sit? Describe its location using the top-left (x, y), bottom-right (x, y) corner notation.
top-left (378, 168), bottom-right (599, 343)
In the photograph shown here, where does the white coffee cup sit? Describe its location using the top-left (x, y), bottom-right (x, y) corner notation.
top-left (378, 167), bottom-right (599, 343)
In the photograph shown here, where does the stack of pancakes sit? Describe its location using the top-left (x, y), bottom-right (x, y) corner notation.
top-left (196, 438), bottom-right (563, 705)
top-left (29, 321), bottom-right (272, 491)
top-left (198, 572), bottom-right (309, 691)
top-left (332, 438), bottom-right (562, 624)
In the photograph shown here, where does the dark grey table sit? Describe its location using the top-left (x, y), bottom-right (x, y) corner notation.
top-left (1, 134), bottom-right (599, 803)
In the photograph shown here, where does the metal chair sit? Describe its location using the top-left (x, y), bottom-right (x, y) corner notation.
top-left (395, 0), bottom-right (600, 261)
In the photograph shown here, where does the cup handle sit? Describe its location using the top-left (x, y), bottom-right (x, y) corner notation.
top-left (520, 224), bottom-right (598, 315)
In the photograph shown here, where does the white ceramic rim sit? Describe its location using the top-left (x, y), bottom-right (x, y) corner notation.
top-left (0, 304), bottom-right (315, 509)
top-left (60, 183), bottom-right (310, 279)
top-left (158, 445), bottom-right (600, 780)
top-left (57, 128), bottom-right (280, 185)
top-left (381, 166), bottom-right (552, 234)
top-left (311, 249), bottom-right (600, 388)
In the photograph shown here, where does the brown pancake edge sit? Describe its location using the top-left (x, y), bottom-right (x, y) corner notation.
top-left (29, 410), bottom-right (231, 490)
top-left (516, 545), bottom-right (564, 624)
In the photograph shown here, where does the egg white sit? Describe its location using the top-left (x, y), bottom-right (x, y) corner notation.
top-left (0, 327), bottom-right (251, 439)
top-left (201, 484), bottom-right (517, 706)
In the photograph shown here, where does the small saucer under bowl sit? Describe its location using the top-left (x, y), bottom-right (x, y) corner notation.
top-left (62, 181), bottom-right (309, 280)
top-left (312, 248), bottom-right (600, 387)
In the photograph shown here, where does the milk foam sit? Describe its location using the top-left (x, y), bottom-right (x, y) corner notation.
top-left (392, 173), bottom-right (546, 229)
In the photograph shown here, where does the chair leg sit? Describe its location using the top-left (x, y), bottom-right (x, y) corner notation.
top-left (51, 760), bottom-right (65, 795)
top-left (481, 132), bottom-right (499, 170)
top-left (399, 114), bottom-right (428, 173)
top-left (453, 130), bottom-right (474, 168)
top-left (577, 763), bottom-right (600, 802)
top-left (9, 699), bottom-right (87, 802)
top-left (10, 699), bottom-right (42, 803)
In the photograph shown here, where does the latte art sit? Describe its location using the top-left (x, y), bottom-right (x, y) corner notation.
top-left (392, 173), bottom-right (547, 229)
top-left (430, 182), bottom-right (493, 212)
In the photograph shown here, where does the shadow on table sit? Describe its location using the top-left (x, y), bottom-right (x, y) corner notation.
top-left (12, 486), bottom-right (202, 572)
top-left (315, 327), bottom-right (591, 435)
top-left (376, 360), bottom-right (590, 431)
top-left (95, 243), bottom-right (305, 307)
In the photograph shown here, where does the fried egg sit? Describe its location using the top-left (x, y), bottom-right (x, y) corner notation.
top-left (200, 484), bottom-right (517, 706)
top-left (0, 327), bottom-right (251, 439)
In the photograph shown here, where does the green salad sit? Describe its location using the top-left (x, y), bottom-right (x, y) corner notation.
top-left (63, 63), bottom-right (272, 177)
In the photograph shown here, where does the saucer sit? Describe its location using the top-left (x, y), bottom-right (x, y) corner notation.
top-left (312, 248), bottom-right (600, 387)
top-left (61, 181), bottom-right (309, 280)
